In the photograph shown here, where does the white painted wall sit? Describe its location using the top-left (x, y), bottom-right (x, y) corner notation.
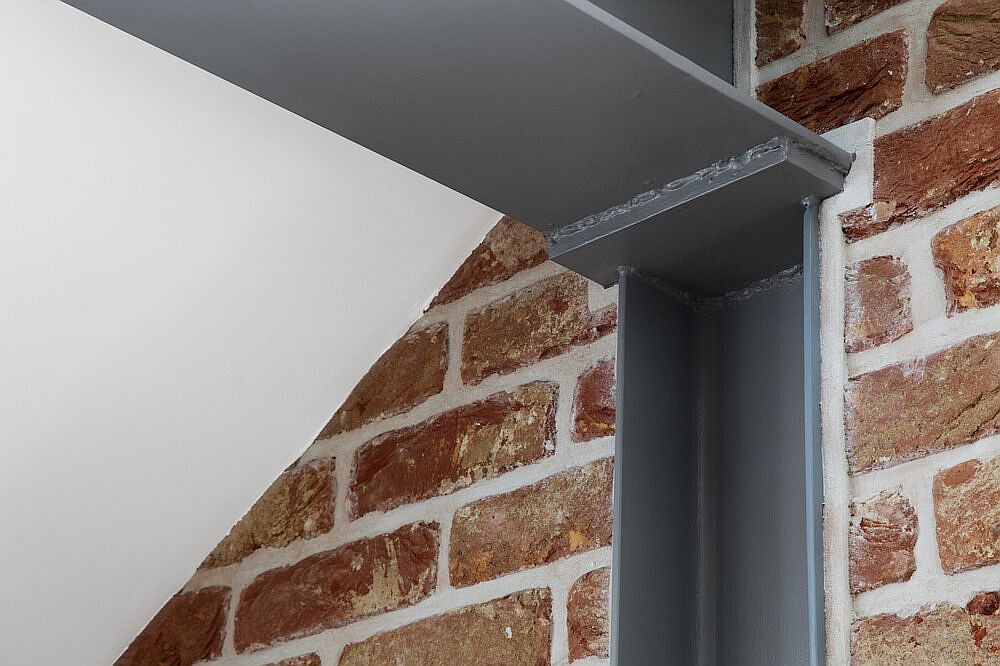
top-left (0, 1), bottom-right (499, 663)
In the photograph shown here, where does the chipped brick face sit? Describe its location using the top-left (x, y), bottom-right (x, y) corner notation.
top-left (462, 272), bottom-right (615, 384)
top-left (851, 605), bottom-right (979, 664)
top-left (115, 587), bottom-right (230, 666)
top-left (926, 0), bottom-right (1000, 94)
top-left (934, 457), bottom-right (1000, 574)
top-left (757, 31), bottom-right (907, 134)
top-left (844, 256), bottom-right (912, 352)
top-left (202, 458), bottom-right (335, 569)
top-left (449, 458), bottom-right (614, 587)
top-left (234, 523), bottom-right (438, 652)
top-left (845, 332), bottom-right (1000, 473)
top-left (933, 206), bottom-right (1000, 314)
top-left (841, 90), bottom-right (1000, 241)
top-left (430, 216), bottom-right (548, 307)
top-left (266, 656), bottom-right (322, 666)
top-left (572, 359), bottom-right (615, 442)
top-left (567, 567), bottom-right (610, 661)
top-left (350, 381), bottom-right (558, 517)
top-left (825, 0), bottom-right (910, 33)
top-left (317, 322), bottom-right (447, 438)
top-left (849, 491), bottom-right (917, 594)
top-left (756, 0), bottom-right (806, 66)
top-left (338, 589), bottom-right (553, 666)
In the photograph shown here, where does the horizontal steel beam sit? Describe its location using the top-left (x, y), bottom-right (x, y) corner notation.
top-left (62, 0), bottom-right (849, 262)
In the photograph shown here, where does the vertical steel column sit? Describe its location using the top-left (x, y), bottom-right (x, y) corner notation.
top-left (802, 196), bottom-right (826, 666)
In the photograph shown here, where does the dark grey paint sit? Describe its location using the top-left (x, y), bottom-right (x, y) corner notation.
top-left (613, 212), bottom-right (824, 664)
top-left (60, 0), bottom-right (847, 238)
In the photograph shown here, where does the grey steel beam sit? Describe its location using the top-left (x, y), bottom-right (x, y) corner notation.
top-left (60, 0), bottom-right (847, 243)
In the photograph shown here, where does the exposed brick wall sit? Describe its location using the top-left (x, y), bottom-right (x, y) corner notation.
top-left (117, 219), bottom-right (616, 664)
top-left (755, 0), bottom-right (1000, 662)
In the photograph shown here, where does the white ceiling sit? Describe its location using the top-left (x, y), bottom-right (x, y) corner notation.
top-left (0, 1), bottom-right (499, 663)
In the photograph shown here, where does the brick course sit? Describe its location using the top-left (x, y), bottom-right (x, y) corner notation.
top-left (934, 457), bottom-right (1000, 574)
top-left (926, 0), bottom-right (1000, 94)
top-left (202, 458), bottom-right (335, 569)
top-left (115, 587), bottom-right (230, 666)
top-left (234, 523), bottom-right (438, 652)
top-left (844, 256), bottom-right (912, 353)
top-left (338, 589), bottom-right (552, 666)
top-left (449, 458), bottom-right (614, 587)
top-left (825, 0), bottom-right (910, 33)
top-left (349, 381), bottom-right (557, 517)
top-left (756, 0), bottom-right (806, 66)
top-left (462, 272), bottom-right (615, 385)
top-left (572, 359), bottom-right (616, 443)
top-left (317, 322), bottom-right (447, 438)
top-left (848, 491), bottom-right (917, 594)
top-left (933, 206), bottom-right (1000, 314)
top-left (841, 90), bottom-right (1000, 241)
top-left (757, 31), bottom-right (907, 134)
top-left (845, 332), bottom-right (1000, 473)
top-left (567, 567), bottom-right (610, 661)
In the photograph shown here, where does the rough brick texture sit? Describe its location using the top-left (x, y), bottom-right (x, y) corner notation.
top-left (849, 491), bottom-right (917, 594)
top-left (841, 90), bottom-right (1000, 241)
top-left (926, 0), bottom-right (1000, 94)
top-left (935, 457), bottom-right (1000, 574)
top-left (350, 381), bottom-right (558, 518)
top-left (852, 605), bottom-right (978, 664)
top-left (115, 587), bottom-right (230, 666)
top-left (338, 589), bottom-right (552, 666)
top-left (846, 332), bottom-right (1000, 473)
top-left (234, 523), bottom-right (438, 653)
top-left (266, 656), bottom-right (321, 666)
top-left (430, 217), bottom-right (548, 307)
top-left (567, 568), bottom-right (610, 661)
top-left (757, 31), bottom-right (907, 134)
top-left (202, 459), bottom-right (335, 569)
top-left (461, 272), bottom-right (616, 385)
top-left (756, 0), bottom-right (806, 66)
top-left (826, 0), bottom-right (909, 34)
top-left (572, 359), bottom-right (615, 443)
top-left (933, 206), bottom-right (1000, 314)
top-left (449, 458), bottom-right (614, 587)
top-left (968, 592), bottom-right (1000, 656)
top-left (317, 322), bottom-right (447, 438)
top-left (845, 256), bottom-right (912, 353)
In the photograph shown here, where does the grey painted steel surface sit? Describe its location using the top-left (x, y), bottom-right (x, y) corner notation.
top-left (613, 210), bottom-right (825, 663)
top-left (552, 138), bottom-right (848, 293)
top-left (60, 0), bottom-right (847, 240)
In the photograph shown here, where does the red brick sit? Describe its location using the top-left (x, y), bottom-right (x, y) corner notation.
top-left (926, 0), bottom-right (1000, 94)
top-left (567, 568), bottom-right (610, 661)
top-left (114, 587), bottom-right (230, 666)
top-left (461, 272), bottom-right (615, 385)
top-left (338, 589), bottom-right (552, 666)
top-left (757, 32), bottom-right (907, 134)
top-left (266, 656), bottom-right (321, 666)
top-left (449, 458), bottom-right (614, 587)
top-left (202, 459), bottom-right (335, 569)
top-left (826, 0), bottom-right (909, 33)
top-left (845, 256), bottom-right (912, 353)
top-left (234, 523), bottom-right (438, 653)
top-left (572, 359), bottom-right (616, 442)
top-left (316, 322), bottom-right (447, 438)
top-left (933, 206), bottom-right (1000, 314)
top-left (968, 592), bottom-right (1000, 655)
top-left (845, 332), bottom-right (1000, 473)
top-left (430, 216), bottom-right (548, 307)
top-left (756, 0), bottom-right (806, 66)
top-left (350, 382), bottom-right (558, 518)
top-left (935, 457), bottom-right (1000, 574)
top-left (852, 605), bottom-right (978, 664)
top-left (849, 490), bottom-right (917, 594)
top-left (841, 90), bottom-right (1000, 241)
